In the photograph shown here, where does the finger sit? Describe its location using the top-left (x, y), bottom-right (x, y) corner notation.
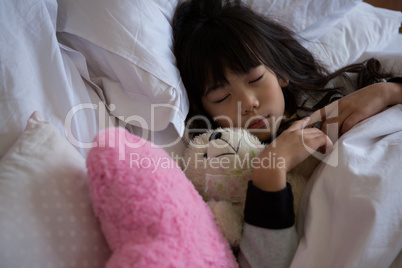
top-left (287, 117), bottom-right (311, 131)
top-left (308, 109), bottom-right (323, 128)
top-left (308, 101), bottom-right (339, 128)
top-left (300, 127), bottom-right (325, 137)
top-left (321, 116), bottom-right (342, 142)
top-left (321, 134), bottom-right (334, 154)
top-left (302, 131), bottom-right (333, 155)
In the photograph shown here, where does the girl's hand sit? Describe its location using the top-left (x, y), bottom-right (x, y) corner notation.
top-left (252, 117), bottom-right (333, 192)
top-left (310, 82), bottom-right (402, 141)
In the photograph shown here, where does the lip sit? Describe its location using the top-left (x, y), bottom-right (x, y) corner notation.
top-left (247, 116), bottom-right (270, 129)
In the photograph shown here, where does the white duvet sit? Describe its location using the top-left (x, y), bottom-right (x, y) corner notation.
top-left (294, 104), bottom-right (402, 267)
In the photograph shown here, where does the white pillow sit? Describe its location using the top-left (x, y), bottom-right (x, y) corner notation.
top-left (247, 0), bottom-right (358, 40)
top-left (57, 0), bottom-right (188, 136)
top-left (0, 112), bottom-right (110, 268)
top-left (310, 2), bottom-right (402, 71)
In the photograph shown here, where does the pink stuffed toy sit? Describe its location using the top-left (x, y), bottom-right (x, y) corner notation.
top-left (86, 127), bottom-right (237, 267)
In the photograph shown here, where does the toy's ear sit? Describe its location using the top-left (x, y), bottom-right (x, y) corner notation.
top-left (182, 128), bottom-right (216, 193)
top-left (86, 127), bottom-right (237, 267)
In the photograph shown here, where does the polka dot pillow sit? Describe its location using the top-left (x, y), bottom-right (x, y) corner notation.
top-left (0, 112), bottom-right (110, 268)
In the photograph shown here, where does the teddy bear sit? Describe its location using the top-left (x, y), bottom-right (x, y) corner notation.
top-left (183, 127), bottom-right (321, 247)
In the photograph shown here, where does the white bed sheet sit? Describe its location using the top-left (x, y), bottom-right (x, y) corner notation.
top-left (294, 104), bottom-right (402, 268)
top-left (0, 0), bottom-right (107, 158)
top-left (290, 34), bottom-right (402, 267)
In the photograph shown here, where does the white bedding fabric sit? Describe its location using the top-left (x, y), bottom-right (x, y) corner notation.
top-left (0, 0), bottom-right (186, 159)
top-left (0, 0), bottom-right (402, 266)
top-left (0, 0), bottom-right (109, 158)
top-left (295, 105), bottom-right (402, 268)
top-left (0, 112), bottom-right (110, 267)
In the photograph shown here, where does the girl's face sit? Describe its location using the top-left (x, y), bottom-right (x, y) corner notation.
top-left (201, 65), bottom-right (287, 141)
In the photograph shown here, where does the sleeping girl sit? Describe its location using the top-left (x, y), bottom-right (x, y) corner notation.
top-left (172, 0), bottom-right (402, 266)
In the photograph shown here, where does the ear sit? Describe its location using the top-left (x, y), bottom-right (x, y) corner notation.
top-left (279, 78), bottom-right (289, 87)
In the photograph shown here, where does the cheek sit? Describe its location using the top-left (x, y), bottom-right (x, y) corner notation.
top-left (202, 103), bottom-right (239, 127)
top-left (214, 117), bottom-right (234, 128)
top-left (210, 108), bottom-right (237, 126)
top-left (202, 101), bottom-right (217, 117)
top-left (265, 86), bottom-right (285, 108)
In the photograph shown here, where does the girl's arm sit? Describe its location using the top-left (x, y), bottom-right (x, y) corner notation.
top-left (238, 181), bottom-right (298, 268)
top-left (239, 220), bottom-right (298, 268)
top-left (310, 80), bottom-right (402, 141)
top-left (238, 118), bottom-right (333, 267)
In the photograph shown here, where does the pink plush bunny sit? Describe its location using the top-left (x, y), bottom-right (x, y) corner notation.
top-left (86, 127), bottom-right (237, 267)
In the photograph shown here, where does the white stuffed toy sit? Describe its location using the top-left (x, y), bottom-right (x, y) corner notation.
top-left (183, 127), bottom-right (320, 247)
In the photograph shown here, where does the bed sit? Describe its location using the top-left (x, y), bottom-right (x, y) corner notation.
top-left (0, 0), bottom-right (401, 267)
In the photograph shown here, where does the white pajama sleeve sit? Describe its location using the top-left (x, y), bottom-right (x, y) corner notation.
top-left (238, 224), bottom-right (298, 268)
top-left (238, 181), bottom-right (298, 267)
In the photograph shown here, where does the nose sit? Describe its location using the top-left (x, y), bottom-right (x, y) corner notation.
top-left (240, 90), bottom-right (259, 114)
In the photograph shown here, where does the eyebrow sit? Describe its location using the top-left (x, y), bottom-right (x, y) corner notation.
top-left (205, 83), bottom-right (226, 96)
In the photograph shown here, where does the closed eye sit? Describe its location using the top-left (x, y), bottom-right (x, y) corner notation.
top-left (214, 94), bottom-right (230, 103)
top-left (250, 74), bottom-right (263, 84)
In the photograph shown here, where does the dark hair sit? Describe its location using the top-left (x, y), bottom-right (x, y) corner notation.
top-left (172, 0), bottom-right (390, 133)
